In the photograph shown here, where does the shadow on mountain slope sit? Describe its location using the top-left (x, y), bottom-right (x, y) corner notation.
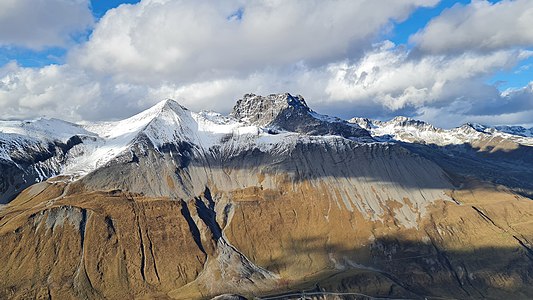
top-left (1, 165), bottom-right (533, 299)
top-left (3, 129), bottom-right (533, 205)
top-left (398, 141), bottom-right (533, 197)
top-left (1, 194), bottom-right (532, 300)
top-left (256, 237), bottom-right (533, 300)
top-left (194, 138), bottom-right (533, 194)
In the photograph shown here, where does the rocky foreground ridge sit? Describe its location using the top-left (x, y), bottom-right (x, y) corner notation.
top-left (0, 93), bottom-right (532, 299)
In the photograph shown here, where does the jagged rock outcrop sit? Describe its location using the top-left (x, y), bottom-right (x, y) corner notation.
top-left (231, 93), bottom-right (371, 140)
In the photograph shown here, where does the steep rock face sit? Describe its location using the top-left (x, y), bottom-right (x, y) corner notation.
top-left (231, 93), bottom-right (371, 140)
top-left (231, 93), bottom-right (309, 127)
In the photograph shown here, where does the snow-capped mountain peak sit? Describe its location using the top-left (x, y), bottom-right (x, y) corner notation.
top-left (387, 116), bottom-right (434, 128)
top-left (349, 116), bottom-right (533, 147)
top-left (460, 122), bottom-right (489, 134)
top-left (60, 99), bottom-right (201, 176)
top-left (494, 125), bottom-right (533, 138)
top-left (83, 99), bottom-right (189, 139)
top-left (347, 117), bottom-right (375, 130)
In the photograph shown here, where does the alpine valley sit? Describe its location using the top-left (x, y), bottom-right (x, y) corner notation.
top-left (1, 93), bottom-right (532, 299)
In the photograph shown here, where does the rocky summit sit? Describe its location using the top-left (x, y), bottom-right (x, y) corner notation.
top-left (0, 93), bottom-right (532, 299)
top-left (231, 93), bottom-right (371, 140)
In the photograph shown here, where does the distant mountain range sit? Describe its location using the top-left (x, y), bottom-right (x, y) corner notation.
top-left (1, 93), bottom-right (532, 299)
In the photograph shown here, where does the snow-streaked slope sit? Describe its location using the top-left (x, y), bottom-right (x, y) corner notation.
top-left (2, 99), bottom-right (361, 179)
top-left (494, 125), bottom-right (533, 138)
top-left (0, 118), bottom-right (91, 142)
top-left (349, 116), bottom-right (533, 147)
top-left (30, 100), bottom-right (304, 177)
top-left (66, 99), bottom-right (193, 175)
top-left (0, 119), bottom-right (99, 203)
top-left (2, 98), bottom-right (531, 181)
top-left (0, 118), bottom-right (95, 163)
top-left (66, 99), bottom-right (204, 175)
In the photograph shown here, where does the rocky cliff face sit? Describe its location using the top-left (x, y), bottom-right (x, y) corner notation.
top-left (231, 93), bottom-right (371, 140)
top-left (1, 95), bottom-right (532, 299)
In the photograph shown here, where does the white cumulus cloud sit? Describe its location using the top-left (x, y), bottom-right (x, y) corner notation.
top-left (71, 0), bottom-right (438, 84)
top-left (410, 0), bottom-right (533, 53)
top-left (325, 41), bottom-right (531, 110)
top-left (0, 0), bottom-right (93, 49)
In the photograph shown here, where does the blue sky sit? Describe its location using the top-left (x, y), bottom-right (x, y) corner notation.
top-left (390, 0), bottom-right (470, 45)
top-left (388, 0), bottom-right (531, 92)
top-left (90, 0), bottom-right (140, 18)
top-left (490, 57), bottom-right (533, 90)
top-left (0, 0), bottom-right (531, 127)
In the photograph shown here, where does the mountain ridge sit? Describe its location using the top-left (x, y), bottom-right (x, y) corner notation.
top-left (1, 93), bottom-right (532, 299)
top-left (1, 94), bottom-right (532, 204)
